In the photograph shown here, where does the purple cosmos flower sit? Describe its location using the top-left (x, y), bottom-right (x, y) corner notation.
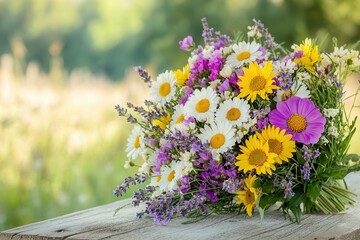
top-left (179, 36), bottom-right (194, 51)
top-left (269, 97), bottom-right (326, 144)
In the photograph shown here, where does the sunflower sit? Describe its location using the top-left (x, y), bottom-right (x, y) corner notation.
top-left (237, 61), bottom-right (279, 102)
top-left (256, 125), bottom-right (296, 164)
top-left (235, 135), bottom-right (277, 175)
top-left (235, 175), bottom-right (260, 216)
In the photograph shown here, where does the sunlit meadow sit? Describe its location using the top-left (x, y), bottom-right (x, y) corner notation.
top-left (0, 53), bottom-right (150, 230)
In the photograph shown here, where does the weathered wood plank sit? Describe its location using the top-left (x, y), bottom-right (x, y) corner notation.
top-left (1, 172), bottom-right (360, 240)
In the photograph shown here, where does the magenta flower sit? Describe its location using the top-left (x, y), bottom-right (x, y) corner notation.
top-left (269, 97), bottom-right (326, 144)
top-left (179, 36), bottom-right (194, 51)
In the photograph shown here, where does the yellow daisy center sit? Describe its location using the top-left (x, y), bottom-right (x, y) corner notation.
top-left (167, 170), bottom-right (175, 182)
top-left (237, 51), bottom-right (251, 61)
top-left (210, 133), bottom-right (225, 149)
top-left (226, 108), bottom-right (241, 121)
top-left (176, 114), bottom-right (185, 124)
top-left (268, 139), bottom-right (282, 155)
top-left (196, 99), bottom-right (210, 113)
top-left (248, 149), bottom-right (267, 166)
top-left (134, 135), bottom-right (141, 149)
top-left (156, 176), bottom-right (161, 183)
top-left (246, 189), bottom-right (256, 204)
top-left (249, 76), bottom-right (266, 91)
top-left (287, 114), bottom-right (307, 133)
top-left (281, 90), bottom-right (294, 101)
top-left (159, 83), bottom-right (171, 97)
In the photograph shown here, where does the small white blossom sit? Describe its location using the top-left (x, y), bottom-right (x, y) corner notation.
top-left (320, 136), bottom-right (329, 145)
top-left (328, 126), bottom-right (339, 137)
top-left (138, 162), bottom-right (150, 174)
top-left (247, 25), bottom-right (262, 38)
top-left (346, 49), bottom-right (360, 68)
top-left (188, 54), bottom-right (198, 69)
top-left (323, 108), bottom-right (339, 118)
top-left (222, 46), bottom-right (233, 55)
top-left (220, 64), bottom-right (233, 78)
top-left (209, 79), bottom-right (221, 90)
top-left (124, 160), bottom-right (132, 169)
top-left (220, 90), bottom-right (234, 101)
top-left (203, 45), bottom-right (214, 59)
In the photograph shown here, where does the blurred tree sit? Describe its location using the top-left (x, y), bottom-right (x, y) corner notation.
top-left (0, 0), bottom-right (359, 80)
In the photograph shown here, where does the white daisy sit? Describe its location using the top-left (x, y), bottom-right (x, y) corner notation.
top-left (215, 98), bottom-right (250, 127)
top-left (149, 71), bottom-right (176, 105)
top-left (274, 82), bottom-right (310, 102)
top-left (198, 121), bottom-right (236, 154)
top-left (158, 161), bottom-right (184, 192)
top-left (126, 126), bottom-right (144, 159)
top-left (184, 86), bottom-right (219, 122)
top-left (150, 174), bottom-right (162, 189)
top-left (171, 104), bottom-right (186, 127)
top-left (226, 41), bottom-right (263, 69)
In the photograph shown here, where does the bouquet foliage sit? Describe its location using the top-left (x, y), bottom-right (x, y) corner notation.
top-left (114, 18), bottom-right (360, 224)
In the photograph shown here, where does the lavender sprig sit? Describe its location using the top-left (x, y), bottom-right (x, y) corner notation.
top-left (113, 173), bottom-right (149, 197)
top-left (133, 66), bottom-right (152, 87)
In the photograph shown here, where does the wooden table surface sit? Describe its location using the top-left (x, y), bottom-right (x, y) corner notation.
top-left (1, 172), bottom-right (360, 240)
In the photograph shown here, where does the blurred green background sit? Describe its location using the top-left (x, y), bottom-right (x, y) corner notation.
top-left (0, 0), bottom-right (359, 230)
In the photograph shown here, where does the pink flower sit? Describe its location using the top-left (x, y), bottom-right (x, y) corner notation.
top-left (269, 97), bottom-right (326, 144)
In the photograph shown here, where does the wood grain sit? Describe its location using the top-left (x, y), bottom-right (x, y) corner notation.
top-left (1, 172), bottom-right (360, 240)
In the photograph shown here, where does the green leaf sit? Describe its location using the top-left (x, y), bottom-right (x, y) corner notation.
top-left (287, 192), bottom-right (303, 223)
top-left (289, 205), bottom-right (302, 223)
top-left (254, 179), bottom-right (262, 188)
top-left (259, 192), bottom-right (283, 210)
top-left (261, 179), bottom-right (274, 193)
top-left (319, 165), bottom-right (349, 179)
top-left (306, 182), bottom-right (321, 202)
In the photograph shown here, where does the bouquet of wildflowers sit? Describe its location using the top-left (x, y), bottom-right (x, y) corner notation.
top-left (114, 18), bottom-right (360, 224)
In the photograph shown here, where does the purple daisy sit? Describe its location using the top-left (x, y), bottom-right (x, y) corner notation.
top-left (269, 97), bottom-right (326, 144)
